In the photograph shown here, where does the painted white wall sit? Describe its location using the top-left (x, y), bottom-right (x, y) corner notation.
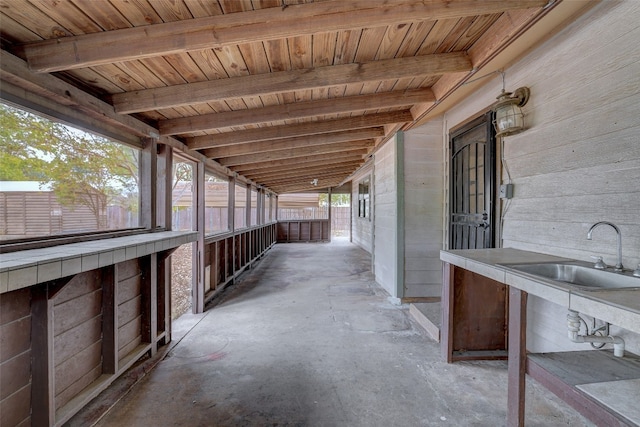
top-left (403, 118), bottom-right (445, 298)
top-left (442, 1), bottom-right (640, 355)
top-left (374, 135), bottom-right (400, 298)
top-left (350, 163), bottom-right (374, 254)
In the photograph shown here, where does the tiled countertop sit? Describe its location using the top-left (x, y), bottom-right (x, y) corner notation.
top-left (441, 248), bottom-right (640, 335)
top-left (0, 231), bottom-right (197, 294)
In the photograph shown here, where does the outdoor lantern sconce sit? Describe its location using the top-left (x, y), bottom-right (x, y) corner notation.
top-left (492, 86), bottom-right (530, 137)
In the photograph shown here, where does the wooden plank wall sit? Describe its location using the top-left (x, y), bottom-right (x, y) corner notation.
top-left (276, 220), bottom-right (329, 242)
top-left (350, 164), bottom-right (373, 253)
top-left (0, 250), bottom-right (171, 426)
top-left (373, 135), bottom-right (399, 297)
top-left (0, 288), bottom-right (32, 427)
top-left (117, 259), bottom-right (143, 362)
top-left (53, 271), bottom-right (103, 410)
top-left (442, 1), bottom-right (640, 355)
top-left (403, 118), bottom-right (444, 298)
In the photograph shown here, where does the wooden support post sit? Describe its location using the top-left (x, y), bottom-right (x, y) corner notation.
top-left (102, 265), bottom-right (118, 374)
top-left (150, 253), bottom-right (158, 354)
top-left (140, 137), bottom-right (158, 230)
top-left (507, 287), bottom-right (528, 427)
top-left (246, 184), bottom-right (251, 266)
top-left (141, 254), bottom-right (158, 354)
top-left (30, 284), bottom-right (56, 427)
top-left (327, 187), bottom-right (332, 240)
top-left (158, 252), bottom-right (169, 344)
top-left (440, 262), bottom-right (454, 363)
top-left (229, 177), bottom-right (236, 280)
top-left (194, 161), bottom-right (205, 313)
top-left (156, 144), bottom-right (173, 230)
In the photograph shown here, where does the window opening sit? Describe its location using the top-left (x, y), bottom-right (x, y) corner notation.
top-left (330, 193), bottom-right (351, 237)
top-left (234, 184), bottom-right (247, 229)
top-left (0, 102), bottom-right (140, 242)
top-left (250, 188), bottom-right (258, 226)
top-left (358, 177), bottom-right (370, 219)
top-left (277, 193), bottom-right (327, 220)
top-left (204, 172), bottom-right (229, 235)
top-left (171, 156), bottom-right (194, 319)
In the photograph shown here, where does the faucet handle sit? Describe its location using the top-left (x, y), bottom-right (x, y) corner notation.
top-left (590, 256), bottom-right (607, 269)
top-left (633, 264), bottom-right (640, 277)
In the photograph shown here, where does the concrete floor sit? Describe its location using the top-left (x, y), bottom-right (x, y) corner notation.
top-left (73, 239), bottom-right (593, 426)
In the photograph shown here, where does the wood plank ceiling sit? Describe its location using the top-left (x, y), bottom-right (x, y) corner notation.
top-left (0, 0), bottom-right (555, 193)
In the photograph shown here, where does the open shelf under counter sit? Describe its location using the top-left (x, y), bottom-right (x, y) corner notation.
top-left (528, 350), bottom-right (640, 426)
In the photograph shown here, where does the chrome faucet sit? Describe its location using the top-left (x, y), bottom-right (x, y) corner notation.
top-left (587, 221), bottom-right (623, 271)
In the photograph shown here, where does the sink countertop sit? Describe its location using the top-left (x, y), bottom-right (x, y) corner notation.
top-left (0, 230), bottom-right (198, 294)
top-left (441, 248), bottom-right (640, 335)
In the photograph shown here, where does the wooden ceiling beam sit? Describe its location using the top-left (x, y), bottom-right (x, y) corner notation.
top-left (250, 164), bottom-right (360, 182)
top-left (272, 179), bottom-right (346, 194)
top-left (217, 142), bottom-right (373, 167)
top-left (21, 1), bottom-right (546, 73)
top-left (189, 111), bottom-right (411, 150)
top-left (201, 128), bottom-right (383, 158)
top-left (233, 157), bottom-right (366, 174)
top-left (224, 150), bottom-right (368, 170)
top-left (159, 88), bottom-right (434, 135)
top-left (262, 172), bottom-right (352, 187)
top-left (244, 161), bottom-right (362, 180)
top-left (112, 53), bottom-right (471, 114)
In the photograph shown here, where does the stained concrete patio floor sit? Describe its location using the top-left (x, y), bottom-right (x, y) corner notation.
top-left (71, 239), bottom-right (593, 426)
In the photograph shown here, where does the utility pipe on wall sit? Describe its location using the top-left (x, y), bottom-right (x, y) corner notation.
top-left (567, 310), bottom-right (625, 357)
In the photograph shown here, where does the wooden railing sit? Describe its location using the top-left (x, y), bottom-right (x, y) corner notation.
top-left (202, 223), bottom-right (277, 305)
top-left (276, 219), bottom-right (330, 243)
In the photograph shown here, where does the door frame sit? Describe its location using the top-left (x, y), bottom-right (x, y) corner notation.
top-left (448, 111), bottom-right (497, 250)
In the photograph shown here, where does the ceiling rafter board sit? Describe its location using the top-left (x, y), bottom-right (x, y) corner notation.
top-left (272, 180), bottom-right (345, 194)
top-left (250, 165), bottom-right (361, 183)
top-left (20, 0), bottom-right (548, 72)
top-left (216, 141), bottom-right (374, 167)
top-left (228, 151), bottom-right (368, 172)
top-left (111, 53), bottom-right (472, 114)
top-left (158, 88), bottom-right (434, 135)
top-left (232, 156), bottom-right (366, 175)
top-left (201, 129), bottom-right (382, 158)
top-left (244, 161), bottom-right (361, 179)
top-left (187, 110), bottom-right (413, 150)
top-left (262, 173), bottom-right (352, 188)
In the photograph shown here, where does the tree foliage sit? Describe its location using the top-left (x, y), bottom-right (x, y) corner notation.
top-left (0, 103), bottom-right (139, 227)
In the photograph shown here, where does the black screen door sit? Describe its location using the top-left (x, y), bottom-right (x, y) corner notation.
top-left (449, 112), bottom-right (496, 250)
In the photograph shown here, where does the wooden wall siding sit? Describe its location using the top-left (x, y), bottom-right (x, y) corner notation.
top-left (276, 220), bottom-right (329, 243)
top-left (116, 259), bottom-right (143, 363)
top-left (442, 1), bottom-right (640, 355)
top-left (0, 288), bottom-right (32, 427)
top-left (350, 164), bottom-right (374, 254)
top-left (373, 135), bottom-right (399, 297)
top-left (403, 118), bottom-right (444, 298)
top-left (52, 270), bottom-right (103, 410)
